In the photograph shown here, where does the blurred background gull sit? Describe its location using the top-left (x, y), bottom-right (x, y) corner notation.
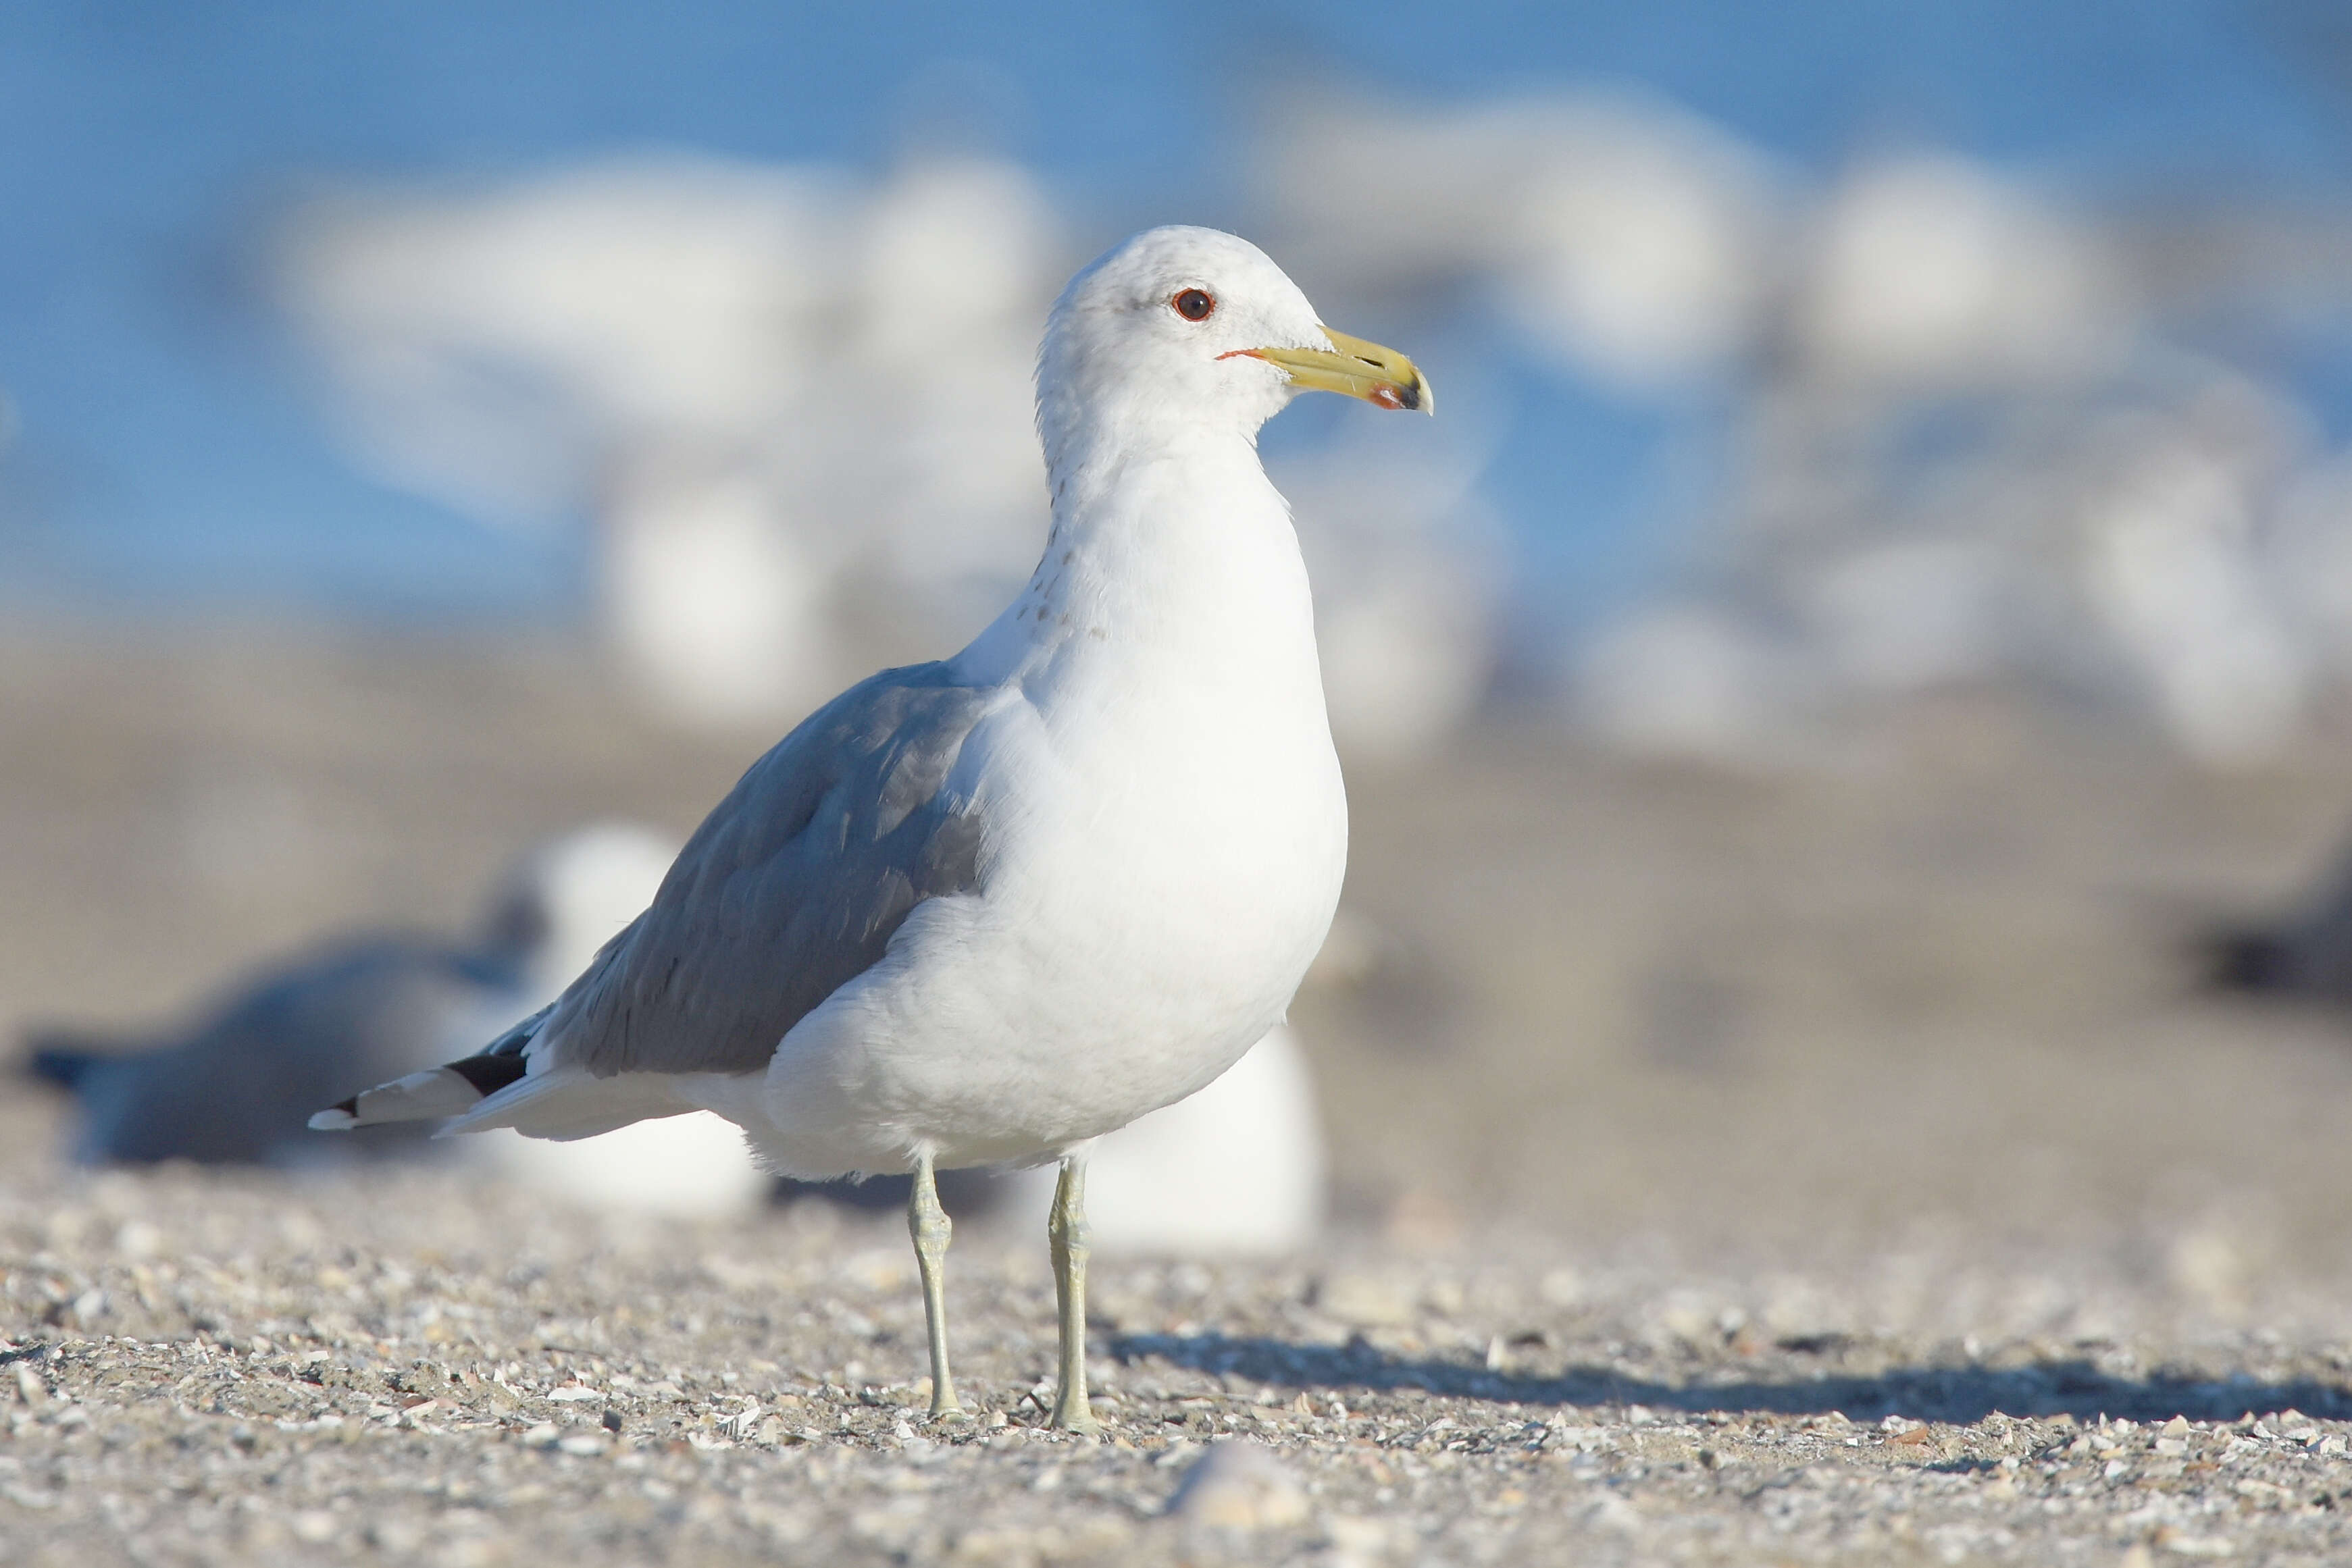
top-left (1252, 84), bottom-right (2352, 767)
top-left (19, 2), bottom-right (2352, 1268)
top-left (270, 155), bottom-right (1065, 730)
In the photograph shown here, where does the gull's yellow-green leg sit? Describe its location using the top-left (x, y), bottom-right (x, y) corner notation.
top-left (1048, 1151), bottom-right (1100, 1433)
top-left (907, 1152), bottom-right (964, 1419)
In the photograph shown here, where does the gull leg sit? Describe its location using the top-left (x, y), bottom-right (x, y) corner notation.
top-left (908, 1152), bottom-right (963, 1419)
top-left (1048, 1151), bottom-right (1100, 1433)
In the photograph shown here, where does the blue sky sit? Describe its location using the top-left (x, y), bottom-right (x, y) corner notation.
top-left (3, 0), bottom-right (2348, 619)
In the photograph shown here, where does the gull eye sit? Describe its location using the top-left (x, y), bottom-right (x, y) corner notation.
top-left (1171, 288), bottom-right (1215, 322)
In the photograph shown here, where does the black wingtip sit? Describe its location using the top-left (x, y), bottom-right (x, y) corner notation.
top-left (447, 1053), bottom-right (528, 1097)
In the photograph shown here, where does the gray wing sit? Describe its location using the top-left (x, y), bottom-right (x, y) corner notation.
top-left (541, 660), bottom-right (995, 1078)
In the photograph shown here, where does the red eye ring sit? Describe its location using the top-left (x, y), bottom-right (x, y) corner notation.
top-left (1171, 288), bottom-right (1215, 322)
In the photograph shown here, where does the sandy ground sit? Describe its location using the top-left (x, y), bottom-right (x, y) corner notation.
top-left (11, 627), bottom-right (2352, 1564)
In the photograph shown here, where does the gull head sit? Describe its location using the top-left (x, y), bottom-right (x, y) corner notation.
top-left (1037, 226), bottom-right (1429, 470)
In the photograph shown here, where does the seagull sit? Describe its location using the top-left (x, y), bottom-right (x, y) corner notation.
top-left (312, 226), bottom-right (1430, 1431)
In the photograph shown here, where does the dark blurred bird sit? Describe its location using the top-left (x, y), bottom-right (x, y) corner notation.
top-left (2203, 832), bottom-right (2352, 1005)
top-left (19, 824), bottom-right (679, 1168)
top-left (28, 939), bottom-right (513, 1166)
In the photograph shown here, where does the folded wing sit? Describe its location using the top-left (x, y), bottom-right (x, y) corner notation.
top-left (313, 660), bottom-right (997, 1132)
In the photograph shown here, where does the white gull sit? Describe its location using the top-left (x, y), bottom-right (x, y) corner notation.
top-left (313, 225), bottom-right (1429, 1430)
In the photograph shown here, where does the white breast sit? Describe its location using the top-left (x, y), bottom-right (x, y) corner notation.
top-left (734, 441), bottom-right (1348, 1176)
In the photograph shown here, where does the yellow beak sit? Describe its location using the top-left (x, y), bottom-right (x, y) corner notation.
top-left (1229, 327), bottom-right (1433, 414)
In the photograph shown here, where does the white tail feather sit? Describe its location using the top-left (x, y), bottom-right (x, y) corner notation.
top-left (309, 1067), bottom-right (484, 1130)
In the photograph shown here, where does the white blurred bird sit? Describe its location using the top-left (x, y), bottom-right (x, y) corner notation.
top-left (455, 827), bottom-right (772, 1220)
top-left (1006, 1021), bottom-right (1325, 1257)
